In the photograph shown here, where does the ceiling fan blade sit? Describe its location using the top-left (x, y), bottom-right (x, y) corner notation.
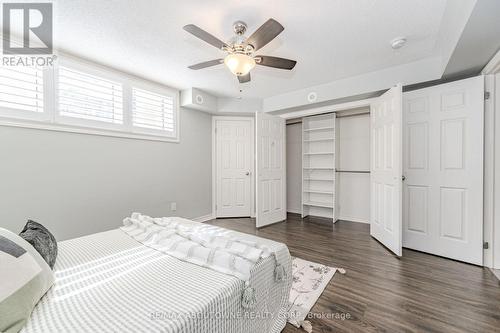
top-left (238, 73), bottom-right (251, 83)
top-left (183, 24), bottom-right (228, 49)
top-left (245, 19), bottom-right (284, 51)
top-left (188, 59), bottom-right (224, 70)
top-left (255, 56), bottom-right (297, 70)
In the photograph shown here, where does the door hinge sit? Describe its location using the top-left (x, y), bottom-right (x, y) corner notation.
top-left (484, 91), bottom-right (491, 100)
top-left (483, 242), bottom-right (489, 249)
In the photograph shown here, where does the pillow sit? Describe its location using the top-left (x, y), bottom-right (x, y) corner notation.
top-left (19, 220), bottom-right (58, 269)
top-left (0, 228), bottom-right (54, 333)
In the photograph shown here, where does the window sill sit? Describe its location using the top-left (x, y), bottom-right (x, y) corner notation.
top-left (0, 117), bottom-right (180, 143)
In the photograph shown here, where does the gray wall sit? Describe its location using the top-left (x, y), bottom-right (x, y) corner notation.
top-left (286, 123), bottom-right (302, 214)
top-left (0, 108), bottom-right (212, 240)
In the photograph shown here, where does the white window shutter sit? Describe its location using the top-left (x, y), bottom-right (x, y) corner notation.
top-left (132, 88), bottom-right (175, 134)
top-left (0, 56), bottom-right (179, 142)
top-left (0, 66), bottom-right (44, 113)
top-left (58, 66), bottom-right (123, 124)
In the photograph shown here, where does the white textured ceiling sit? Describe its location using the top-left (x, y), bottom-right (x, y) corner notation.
top-left (31, 1), bottom-right (471, 98)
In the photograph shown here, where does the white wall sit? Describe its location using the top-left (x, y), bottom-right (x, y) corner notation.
top-left (336, 113), bottom-right (370, 223)
top-left (0, 108), bottom-right (212, 241)
top-left (286, 122), bottom-right (302, 214)
top-left (494, 73), bottom-right (500, 269)
top-left (263, 57), bottom-right (443, 112)
top-left (217, 98), bottom-right (263, 114)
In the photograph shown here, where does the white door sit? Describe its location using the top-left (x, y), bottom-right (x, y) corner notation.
top-left (403, 76), bottom-right (484, 265)
top-left (215, 119), bottom-right (253, 217)
top-left (256, 112), bottom-right (286, 227)
top-left (370, 85), bottom-right (403, 256)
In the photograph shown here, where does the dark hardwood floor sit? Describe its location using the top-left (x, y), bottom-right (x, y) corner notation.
top-left (207, 214), bottom-right (500, 333)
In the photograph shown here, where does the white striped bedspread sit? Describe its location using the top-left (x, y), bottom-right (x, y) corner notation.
top-left (22, 220), bottom-right (292, 333)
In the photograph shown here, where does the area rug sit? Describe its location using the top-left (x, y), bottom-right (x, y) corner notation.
top-left (287, 257), bottom-right (345, 332)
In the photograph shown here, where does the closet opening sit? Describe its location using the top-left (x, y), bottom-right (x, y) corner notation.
top-left (286, 107), bottom-right (371, 224)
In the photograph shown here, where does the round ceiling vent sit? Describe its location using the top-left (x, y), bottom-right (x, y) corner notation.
top-left (307, 92), bottom-right (317, 103)
top-left (195, 94), bottom-right (204, 104)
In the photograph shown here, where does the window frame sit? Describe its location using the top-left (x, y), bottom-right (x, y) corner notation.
top-left (0, 54), bottom-right (180, 143)
top-left (0, 65), bottom-right (52, 123)
top-left (130, 82), bottom-right (179, 139)
top-left (55, 58), bottom-right (125, 132)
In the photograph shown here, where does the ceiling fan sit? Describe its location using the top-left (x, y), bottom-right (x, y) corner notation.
top-left (183, 19), bottom-right (297, 83)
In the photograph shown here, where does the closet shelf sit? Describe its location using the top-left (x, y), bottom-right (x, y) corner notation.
top-left (303, 189), bottom-right (334, 194)
top-left (301, 113), bottom-right (337, 222)
top-left (303, 138), bottom-right (335, 142)
top-left (303, 167), bottom-right (335, 170)
top-left (303, 126), bottom-right (335, 132)
top-left (303, 152), bottom-right (334, 155)
top-left (303, 201), bottom-right (334, 208)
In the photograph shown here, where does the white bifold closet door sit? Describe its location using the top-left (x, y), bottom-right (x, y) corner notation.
top-left (403, 76), bottom-right (484, 265)
top-left (370, 85), bottom-right (403, 256)
top-left (256, 112), bottom-right (286, 228)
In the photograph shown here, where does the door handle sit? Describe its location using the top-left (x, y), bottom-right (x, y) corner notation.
top-left (246, 171), bottom-right (251, 176)
top-left (402, 175), bottom-right (406, 181)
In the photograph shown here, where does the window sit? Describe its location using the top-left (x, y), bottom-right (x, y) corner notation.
top-left (58, 66), bottom-right (123, 124)
top-left (132, 88), bottom-right (175, 133)
top-left (0, 66), bottom-right (44, 113)
top-left (0, 56), bottom-right (179, 142)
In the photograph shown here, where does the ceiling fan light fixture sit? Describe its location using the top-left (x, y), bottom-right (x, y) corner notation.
top-left (224, 53), bottom-right (255, 76)
top-left (184, 19), bottom-right (295, 83)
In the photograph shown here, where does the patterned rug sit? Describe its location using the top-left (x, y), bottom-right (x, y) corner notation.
top-left (287, 257), bottom-right (344, 332)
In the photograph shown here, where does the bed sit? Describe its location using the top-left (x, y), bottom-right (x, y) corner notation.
top-left (21, 217), bottom-right (292, 333)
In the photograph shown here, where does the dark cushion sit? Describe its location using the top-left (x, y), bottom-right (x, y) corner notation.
top-left (19, 220), bottom-right (58, 269)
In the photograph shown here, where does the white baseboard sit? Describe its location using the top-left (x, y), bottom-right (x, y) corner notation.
top-left (193, 212), bottom-right (368, 224)
top-left (192, 213), bottom-right (215, 223)
top-left (338, 216), bottom-right (369, 224)
top-left (287, 209), bottom-right (301, 215)
top-left (490, 268), bottom-right (500, 281)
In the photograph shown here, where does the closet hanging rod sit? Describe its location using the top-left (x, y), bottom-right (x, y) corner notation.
top-left (335, 111), bottom-right (370, 118)
top-left (336, 170), bottom-right (370, 173)
top-left (286, 111), bottom-right (370, 125)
